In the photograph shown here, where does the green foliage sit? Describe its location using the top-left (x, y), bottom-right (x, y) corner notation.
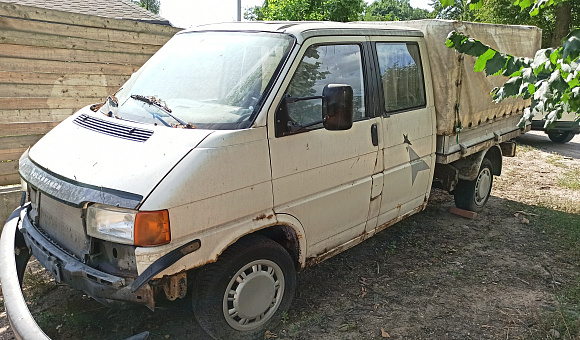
top-left (467, 0), bottom-right (558, 13)
top-left (446, 29), bottom-right (580, 127)
top-left (246, 0), bottom-right (366, 22)
top-left (363, 0), bottom-right (430, 21)
top-left (474, 0), bottom-right (580, 48)
top-left (430, 0), bottom-right (478, 21)
top-left (136, 0), bottom-right (160, 14)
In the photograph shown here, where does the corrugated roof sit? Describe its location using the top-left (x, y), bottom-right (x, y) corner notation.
top-left (0, 0), bottom-right (172, 25)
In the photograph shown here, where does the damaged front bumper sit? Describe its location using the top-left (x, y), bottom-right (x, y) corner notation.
top-left (0, 204), bottom-right (152, 340)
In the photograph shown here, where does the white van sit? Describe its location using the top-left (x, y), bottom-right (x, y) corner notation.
top-left (0, 20), bottom-right (540, 340)
top-left (531, 110), bottom-right (579, 143)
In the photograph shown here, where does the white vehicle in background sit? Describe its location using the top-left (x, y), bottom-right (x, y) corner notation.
top-left (531, 111), bottom-right (580, 143)
top-left (0, 20), bottom-right (540, 340)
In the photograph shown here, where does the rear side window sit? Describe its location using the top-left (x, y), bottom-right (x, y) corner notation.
top-left (376, 43), bottom-right (426, 113)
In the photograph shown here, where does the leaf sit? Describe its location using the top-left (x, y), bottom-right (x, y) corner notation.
top-left (521, 67), bottom-right (536, 83)
top-left (440, 0), bottom-right (455, 7)
top-left (548, 69), bottom-right (569, 93)
top-left (445, 31), bottom-right (465, 48)
top-left (503, 76), bottom-right (523, 97)
top-left (485, 52), bottom-right (508, 76)
top-left (515, 0), bottom-right (531, 10)
top-left (562, 29), bottom-right (580, 61)
top-left (474, 49), bottom-right (496, 73)
top-left (492, 87), bottom-right (506, 102)
top-left (381, 328), bottom-right (391, 338)
top-left (504, 57), bottom-right (523, 76)
top-left (459, 39), bottom-right (490, 57)
top-left (550, 50), bottom-right (559, 65)
top-left (519, 83), bottom-right (531, 99)
top-left (534, 81), bottom-right (549, 101)
top-left (532, 49), bottom-right (551, 69)
top-left (467, 0), bottom-right (483, 10)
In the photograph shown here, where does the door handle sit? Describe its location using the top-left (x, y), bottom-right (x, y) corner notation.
top-left (371, 123), bottom-right (378, 146)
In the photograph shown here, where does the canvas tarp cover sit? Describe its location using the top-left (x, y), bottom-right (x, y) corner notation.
top-left (378, 20), bottom-right (542, 136)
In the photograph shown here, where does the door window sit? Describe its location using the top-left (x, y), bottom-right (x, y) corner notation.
top-left (277, 44), bottom-right (365, 136)
top-left (376, 43), bottom-right (426, 113)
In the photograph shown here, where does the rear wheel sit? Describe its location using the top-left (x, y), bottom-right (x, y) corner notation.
top-left (454, 158), bottom-right (493, 212)
top-left (547, 131), bottom-right (575, 144)
top-left (193, 235), bottom-right (296, 340)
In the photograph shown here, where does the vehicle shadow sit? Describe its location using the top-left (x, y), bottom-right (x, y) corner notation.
top-left (517, 131), bottom-right (580, 160)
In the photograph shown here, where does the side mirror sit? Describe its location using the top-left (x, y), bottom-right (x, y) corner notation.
top-left (322, 84), bottom-right (354, 131)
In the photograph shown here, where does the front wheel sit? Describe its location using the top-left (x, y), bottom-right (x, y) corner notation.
top-left (454, 158), bottom-right (493, 212)
top-left (193, 235), bottom-right (296, 340)
top-left (547, 131), bottom-right (575, 144)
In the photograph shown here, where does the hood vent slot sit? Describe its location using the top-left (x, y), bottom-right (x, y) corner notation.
top-left (73, 114), bottom-right (153, 142)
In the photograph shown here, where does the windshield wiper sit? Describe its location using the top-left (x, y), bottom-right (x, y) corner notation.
top-left (130, 95), bottom-right (194, 128)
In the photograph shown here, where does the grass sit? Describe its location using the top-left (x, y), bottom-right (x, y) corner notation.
top-left (516, 142), bottom-right (535, 153)
top-left (546, 154), bottom-right (565, 167)
top-left (530, 205), bottom-right (580, 339)
top-left (558, 168), bottom-right (580, 190)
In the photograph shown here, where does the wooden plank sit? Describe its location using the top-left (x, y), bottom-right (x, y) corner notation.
top-left (0, 57), bottom-right (140, 75)
top-left (0, 147), bottom-right (28, 162)
top-left (0, 72), bottom-right (127, 87)
top-left (0, 44), bottom-right (151, 66)
top-left (0, 26), bottom-right (164, 54)
top-left (0, 161), bottom-right (19, 176)
top-left (0, 16), bottom-right (174, 46)
top-left (1, 109), bottom-right (75, 124)
top-left (0, 135), bottom-right (45, 150)
top-left (0, 122), bottom-right (61, 137)
top-left (0, 84), bottom-right (117, 99)
top-left (0, 98), bottom-right (98, 110)
top-left (0, 3), bottom-right (181, 36)
top-left (0, 173), bottom-right (21, 187)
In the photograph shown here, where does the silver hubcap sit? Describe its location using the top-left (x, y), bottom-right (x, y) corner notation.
top-left (474, 167), bottom-right (492, 206)
top-left (223, 260), bottom-right (285, 331)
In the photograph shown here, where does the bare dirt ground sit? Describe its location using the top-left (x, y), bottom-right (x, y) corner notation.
top-left (0, 130), bottom-right (579, 340)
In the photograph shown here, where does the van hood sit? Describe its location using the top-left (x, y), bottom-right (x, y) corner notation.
top-left (24, 107), bottom-right (213, 207)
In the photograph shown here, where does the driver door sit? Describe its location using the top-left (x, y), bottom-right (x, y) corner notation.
top-left (268, 37), bottom-right (381, 258)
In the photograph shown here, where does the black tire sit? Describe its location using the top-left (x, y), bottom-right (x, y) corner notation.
top-left (192, 235), bottom-right (296, 340)
top-left (547, 131), bottom-right (575, 144)
top-left (454, 158), bottom-right (493, 212)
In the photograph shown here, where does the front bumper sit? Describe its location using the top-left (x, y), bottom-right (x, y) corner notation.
top-left (0, 204), bottom-right (49, 340)
top-left (0, 205), bottom-right (152, 340)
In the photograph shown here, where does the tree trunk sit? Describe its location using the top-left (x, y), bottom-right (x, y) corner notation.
top-left (551, 1), bottom-right (572, 47)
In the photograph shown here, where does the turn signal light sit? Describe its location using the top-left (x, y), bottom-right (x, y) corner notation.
top-left (134, 210), bottom-right (170, 246)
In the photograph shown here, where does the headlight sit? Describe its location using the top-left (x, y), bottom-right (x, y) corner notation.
top-left (86, 204), bottom-right (136, 245)
top-left (86, 204), bottom-right (171, 246)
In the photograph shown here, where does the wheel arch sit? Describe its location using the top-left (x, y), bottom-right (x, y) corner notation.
top-left (453, 146), bottom-right (502, 181)
top-left (484, 146), bottom-right (502, 176)
top-left (238, 213), bottom-right (306, 270)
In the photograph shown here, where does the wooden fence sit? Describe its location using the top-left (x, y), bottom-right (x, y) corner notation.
top-left (0, 3), bottom-right (181, 186)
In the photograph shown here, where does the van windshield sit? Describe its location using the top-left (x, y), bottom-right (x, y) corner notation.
top-left (113, 31), bottom-right (294, 129)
